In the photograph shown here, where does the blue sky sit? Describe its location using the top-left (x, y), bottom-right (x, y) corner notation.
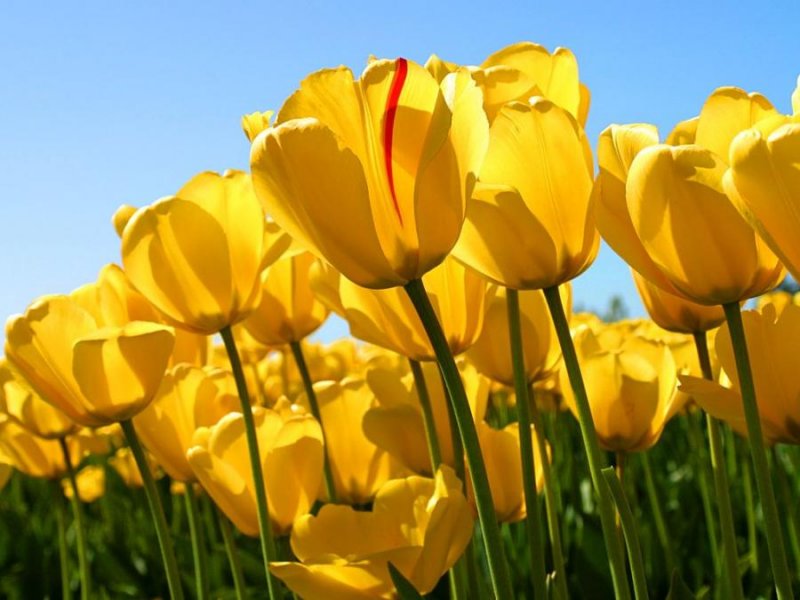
top-left (1, 1), bottom-right (798, 342)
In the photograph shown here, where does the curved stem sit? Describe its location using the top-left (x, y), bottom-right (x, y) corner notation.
top-left (404, 278), bottom-right (512, 600)
top-left (693, 331), bottom-right (743, 599)
top-left (639, 450), bottom-right (675, 576)
top-left (58, 437), bottom-right (90, 600)
top-left (53, 481), bottom-right (71, 600)
top-left (289, 340), bottom-right (337, 502)
top-left (543, 285), bottom-right (631, 600)
top-left (506, 289), bottom-right (547, 598)
top-left (409, 359), bottom-right (443, 472)
top-left (217, 506), bottom-right (249, 600)
top-left (602, 468), bottom-right (649, 600)
top-left (220, 326), bottom-right (279, 600)
top-left (185, 485), bottom-right (210, 600)
top-left (120, 420), bottom-right (184, 600)
top-left (529, 387), bottom-right (569, 600)
top-left (722, 302), bottom-right (793, 599)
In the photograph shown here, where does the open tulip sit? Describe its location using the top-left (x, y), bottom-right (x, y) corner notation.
top-left (121, 170), bottom-right (293, 334)
top-left (6, 295), bottom-right (175, 427)
top-left (680, 302), bottom-right (800, 445)
top-left (453, 97), bottom-right (598, 290)
top-left (311, 256), bottom-right (494, 360)
top-left (134, 364), bottom-right (240, 482)
top-left (724, 123), bottom-right (800, 282)
top-left (243, 251), bottom-right (330, 346)
top-left (187, 405), bottom-right (324, 536)
top-left (249, 59), bottom-right (488, 289)
top-left (270, 465), bottom-right (473, 598)
top-left (562, 326), bottom-right (684, 452)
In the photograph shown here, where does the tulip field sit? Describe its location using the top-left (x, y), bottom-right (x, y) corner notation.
top-left (2, 40), bottom-right (800, 600)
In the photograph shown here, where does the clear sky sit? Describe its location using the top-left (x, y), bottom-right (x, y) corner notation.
top-left (1, 1), bottom-right (798, 342)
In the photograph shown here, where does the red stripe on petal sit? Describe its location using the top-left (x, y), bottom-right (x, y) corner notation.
top-left (383, 57), bottom-right (408, 225)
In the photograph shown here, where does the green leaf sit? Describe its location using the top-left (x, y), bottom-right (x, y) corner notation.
top-left (666, 569), bottom-right (696, 600)
top-left (388, 562), bottom-right (424, 600)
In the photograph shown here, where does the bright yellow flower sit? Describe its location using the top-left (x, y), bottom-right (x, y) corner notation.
top-left (755, 290), bottom-right (800, 317)
top-left (250, 59), bottom-right (488, 289)
top-left (562, 326), bottom-right (684, 452)
top-left (0, 358), bottom-right (77, 439)
top-left (243, 251), bottom-right (330, 346)
top-left (112, 204), bottom-right (137, 237)
top-left (300, 378), bottom-right (400, 504)
top-left (0, 415), bottom-right (76, 479)
top-left (6, 295), bottom-right (175, 426)
top-left (270, 466), bottom-right (473, 598)
top-left (724, 123), bottom-right (800, 282)
top-left (62, 465), bottom-right (105, 503)
top-left (311, 256), bottom-right (494, 360)
top-left (467, 286), bottom-right (569, 386)
top-left (134, 364), bottom-right (240, 482)
top-left (187, 405), bottom-right (324, 536)
top-left (362, 360), bottom-right (489, 474)
top-left (632, 270), bottom-right (725, 334)
top-left (453, 97), bottom-right (598, 290)
top-left (241, 110), bottom-right (274, 142)
top-left (473, 421), bottom-right (546, 523)
top-left (121, 170), bottom-right (292, 334)
top-left (680, 302), bottom-right (800, 445)
top-left (110, 447), bottom-right (160, 488)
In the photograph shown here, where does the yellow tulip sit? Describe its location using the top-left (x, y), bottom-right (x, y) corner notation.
top-left (250, 59), bottom-right (488, 289)
top-left (467, 286), bottom-right (569, 386)
top-left (243, 251), bottom-right (330, 346)
top-left (134, 364), bottom-right (240, 482)
top-left (0, 358), bottom-right (77, 439)
top-left (0, 415), bottom-right (76, 479)
top-left (453, 97), bottom-right (598, 290)
top-left (724, 123), bottom-right (800, 282)
top-left (270, 465), bottom-right (473, 598)
top-left (6, 295), bottom-right (175, 426)
top-left (112, 204), bottom-right (137, 237)
top-left (362, 360), bottom-right (490, 474)
top-left (300, 378), bottom-right (400, 504)
top-left (110, 447), bottom-right (160, 487)
top-left (474, 421), bottom-right (546, 523)
top-left (241, 110), bottom-right (274, 142)
top-left (632, 270), bottom-right (725, 334)
top-left (562, 326), bottom-right (684, 452)
top-left (680, 302), bottom-right (800, 445)
top-left (624, 144), bottom-right (784, 305)
top-left (62, 465), bottom-right (105, 503)
top-left (311, 256), bottom-right (494, 360)
top-left (187, 405), bottom-right (324, 536)
top-left (121, 170), bottom-right (292, 334)
top-left (756, 290), bottom-right (800, 317)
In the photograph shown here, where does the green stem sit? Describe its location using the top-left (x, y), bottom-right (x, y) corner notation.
top-left (53, 481), bottom-right (71, 600)
top-left (289, 340), bottom-right (337, 502)
top-left (408, 359), bottom-right (443, 472)
top-left (505, 289), bottom-right (547, 599)
top-left (529, 388), bottom-right (569, 600)
top-left (404, 278), bottom-right (512, 600)
top-left (543, 285), bottom-right (631, 600)
top-left (639, 450), bottom-right (676, 576)
top-left (722, 302), bottom-right (794, 599)
top-left (185, 485), bottom-right (210, 600)
top-left (217, 506), bottom-right (248, 600)
top-left (742, 447), bottom-right (759, 575)
top-left (220, 326), bottom-right (280, 600)
top-left (693, 330), bottom-right (744, 600)
top-left (120, 420), bottom-right (184, 600)
top-left (602, 467), bottom-right (649, 600)
top-left (58, 437), bottom-right (90, 600)
top-left (774, 447), bottom-right (800, 577)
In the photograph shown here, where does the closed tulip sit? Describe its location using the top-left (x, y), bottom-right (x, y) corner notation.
top-left (62, 465), bottom-right (105, 503)
top-left (187, 405), bottom-right (324, 536)
top-left (680, 302), bottom-right (800, 445)
top-left (243, 251), bottom-right (330, 346)
top-left (250, 59), bottom-right (488, 289)
top-left (311, 256), bottom-right (494, 360)
top-left (0, 415), bottom-right (76, 479)
top-left (453, 97), bottom-right (598, 290)
top-left (270, 465), bottom-right (473, 598)
top-left (121, 170), bottom-right (292, 334)
top-left (562, 326), bottom-right (684, 452)
top-left (468, 286), bottom-right (569, 386)
top-left (134, 364), bottom-right (240, 482)
top-left (6, 295), bottom-right (175, 426)
top-left (110, 447), bottom-right (160, 488)
top-left (724, 123), bottom-right (800, 282)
